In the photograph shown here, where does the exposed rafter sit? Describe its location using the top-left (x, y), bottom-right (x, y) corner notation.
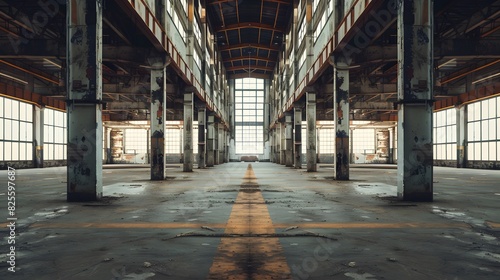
top-left (219, 43), bottom-right (280, 51)
top-left (225, 65), bottom-right (275, 72)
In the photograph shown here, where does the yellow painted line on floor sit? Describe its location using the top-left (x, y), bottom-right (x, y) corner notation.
top-left (22, 221), bottom-right (471, 230)
top-left (29, 222), bottom-right (227, 229)
top-left (485, 221), bottom-right (500, 229)
top-left (274, 222), bottom-right (471, 229)
top-left (23, 221), bottom-right (471, 230)
top-left (208, 164), bottom-right (292, 280)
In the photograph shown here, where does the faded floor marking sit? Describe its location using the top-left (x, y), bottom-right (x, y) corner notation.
top-left (207, 164), bottom-right (292, 280)
top-left (27, 222), bottom-right (471, 230)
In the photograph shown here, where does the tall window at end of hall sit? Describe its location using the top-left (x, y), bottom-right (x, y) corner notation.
top-left (235, 78), bottom-right (265, 154)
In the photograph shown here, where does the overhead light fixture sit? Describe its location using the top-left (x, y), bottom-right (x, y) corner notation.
top-left (472, 72), bottom-right (500, 84)
top-left (43, 58), bottom-right (62, 68)
top-left (0, 72), bottom-right (28, 85)
top-left (437, 58), bottom-right (456, 69)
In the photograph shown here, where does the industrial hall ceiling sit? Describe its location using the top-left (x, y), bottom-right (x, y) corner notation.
top-left (0, 0), bottom-right (499, 122)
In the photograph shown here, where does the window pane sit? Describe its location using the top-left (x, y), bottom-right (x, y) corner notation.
top-left (19, 143), bottom-right (26, 160)
top-left (489, 142), bottom-right (497, 161)
top-left (19, 122), bottom-right (26, 141)
top-left (488, 119), bottom-right (496, 141)
top-left (498, 142), bottom-right (500, 162)
top-left (0, 119), bottom-right (3, 140)
top-left (481, 100), bottom-right (489, 120)
top-left (481, 121), bottom-right (489, 141)
top-left (450, 144), bottom-right (457, 160)
top-left (0, 97), bottom-right (3, 117)
top-left (474, 142), bottom-right (481, 161)
top-left (473, 103), bottom-right (481, 121)
top-left (47, 109), bottom-right (53, 125)
top-left (481, 142), bottom-right (489, 160)
top-left (488, 98), bottom-right (496, 119)
top-left (47, 126), bottom-right (53, 143)
top-left (56, 127), bottom-right (64, 143)
top-left (19, 103), bottom-right (26, 121)
top-left (26, 104), bottom-right (33, 122)
top-left (4, 142), bottom-right (11, 160)
top-left (26, 143), bottom-right (33, 161)
top-left (46, 144), bottom-right (53, 160)
top-left (11, 142), bottom-right (19, 160)
top-left (26, 123), bottom-right (33, 141)
top-left (11, 120), bottom-right (19, 141)
top-left (4, 99), bottom-right (12, 118)
top-left (12, 100), bottom-right (19, 120)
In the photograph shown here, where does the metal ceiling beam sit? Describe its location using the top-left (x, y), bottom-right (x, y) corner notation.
top-left (215, 22), bottom-right (285, 32)
top-left (208, 0), bottom-right (291, 5)
top-left (106, 102), bottom-right (149, 110)
top-left (440, 59), bottom-right (500, 85)
top-left (225, 65), bottom-right (275, 72)
top-left (225, 56), bottom-right (276, 63)
top-left (228, 72), bottom-right (272, 79)
top-left (351, 101), bottom-right (395, 110)
top-left (218, 43), bottom-right (280, 51)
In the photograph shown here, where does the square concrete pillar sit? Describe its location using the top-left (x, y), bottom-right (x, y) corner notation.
top-left (334, 61), bottom-right (350, 180)
top-left (294, 107), bottom-right (302, 169)
top-left (397, 0), bottom-right (434, 201)
top-left (66, 0), bottom-right (103, 201)
top-left (197, 107), bottom-right (206, 168)
top-left (280, 122), bottom-right (286, 165)
top-left (306, 93), bottom-right (317, 172)
top-left (183, 93), bottom-right (194, 172)
top-left (285, 113), bottom-right (294, 167)
top-left (207, 114), bottom-right (215, 167)
top-left (150, 67), bottom-right (166, 180)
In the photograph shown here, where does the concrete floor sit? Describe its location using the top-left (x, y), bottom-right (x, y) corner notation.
top-left (1, 163), bottom-right (499, 279)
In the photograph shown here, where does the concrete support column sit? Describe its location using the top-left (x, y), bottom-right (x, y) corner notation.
top-left (183, 93), bottom-right (194, 172)
top-left (207, 114), bottom-right (215, 167)
top-left (110, 129), bottom-right (124, 164)
top-left (275, 129), bottom-right (280, 164)
top-left (306, 93), bottom-right (317, 172)
top-left (350, 129), bottom-right (355, 164)
top-left (66, 0), bottom-right (103, 201)
top-left (214, 122), bottom-right (220, 165)
top-left (280, 122), bottom-right (286, 165)
top-left (389, 127), bottom-right (396, 164)
top-left (150, 67), bottom-right (166, 180)
top-left (456, 106), bottom-right (467, 168)
top-left (294, 107), bottom-right (302, 168)
top-left (103, 127), bottom-right (110, 164)
top-left (197, 107), bottom-right (206, 168)
top-left (397, 0), bottom-right (434, 201)
top-left (225, 130), bottom-right (230, 163)
top-left (334, 62), bottom-right (350, 180)
top-left (217, 125), bottom-right (223, 164)
top-left (34, 106), bottom-right (44, 168)
top-left (285, 113), bottom-right (293, 167)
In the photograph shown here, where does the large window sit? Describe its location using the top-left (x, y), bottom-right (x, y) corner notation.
top-left (318, 121), bottom-right (335, 154)
top-left (433, 108), bottom-right (457, 160)
top-left (467, 96), bottom-right (499, 161)
top-left (0, 96), bottom-right (33, 161)
top-left (165, 121), bottom-right (198, 155)
top-left (235, 78), bottom-right (264, 154)
top-left (352, 129), bottom-right (375, 154)
top-left (124, 129), bottom-right (148, 154)
top-left (166, 121), bottom-right (182, 154)
top-left (44, 108), bottom-right (66, 160)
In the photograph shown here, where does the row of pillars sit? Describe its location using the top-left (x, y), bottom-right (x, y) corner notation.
top-left (197, 108), bottom-right (229, 169)
top-left (150, 74), bottom-right (228, 179)
top-left (270, 0), bottom-right (434, 201)
top-left (65, 0), bottom-right (228, 202)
